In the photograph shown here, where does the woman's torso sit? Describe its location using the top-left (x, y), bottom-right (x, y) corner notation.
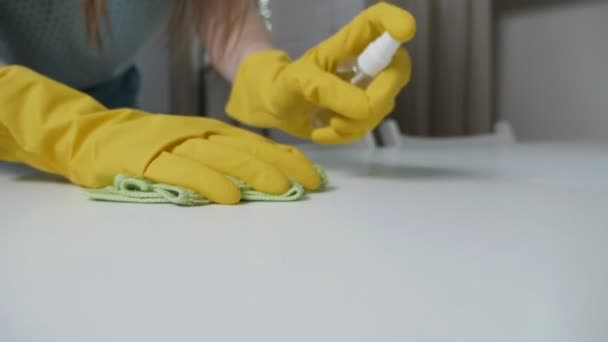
top-left (0, 0), bottom-right (171, 107)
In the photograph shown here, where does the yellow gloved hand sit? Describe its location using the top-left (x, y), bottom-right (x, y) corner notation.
top-left (226, 2), bottom-right (415, 144)
top-left (0, 65), bottom-right (321, 204)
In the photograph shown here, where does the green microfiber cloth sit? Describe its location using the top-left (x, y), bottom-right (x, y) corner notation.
top-left (85, 165), bottom-right (328, 206)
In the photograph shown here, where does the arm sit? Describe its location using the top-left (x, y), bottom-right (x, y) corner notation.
top-left (196, 1), bottom-right (274, 82)
top-left (219, 2), bottom-right (415, 144)
top-left (0, 65), bottom-right (320, 203)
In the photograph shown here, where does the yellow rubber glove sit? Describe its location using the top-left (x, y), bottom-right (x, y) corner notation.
top-left (226, 2), bottom-right (415, 144)
top-left (0, 65), bottom-right (320, 204)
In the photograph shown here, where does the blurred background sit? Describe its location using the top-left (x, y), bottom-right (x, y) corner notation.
top-left (134, 0), bottom-right (608, 143)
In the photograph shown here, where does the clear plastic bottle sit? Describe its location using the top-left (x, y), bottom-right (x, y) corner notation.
top-left (310, 32), bottom-right (402, 129)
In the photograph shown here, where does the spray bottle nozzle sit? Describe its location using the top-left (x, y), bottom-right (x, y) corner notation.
top-left (357, 32), bottom-right (401, 77)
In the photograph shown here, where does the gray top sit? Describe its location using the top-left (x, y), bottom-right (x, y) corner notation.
top-left (0, 0), bottom-right (171, 90)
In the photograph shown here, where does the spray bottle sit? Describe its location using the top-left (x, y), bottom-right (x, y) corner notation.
top-left (309, 32), bottom-right (402, 129)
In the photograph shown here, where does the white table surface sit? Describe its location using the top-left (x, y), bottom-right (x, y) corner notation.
top-left (1, 142), bottom-right (607, 342)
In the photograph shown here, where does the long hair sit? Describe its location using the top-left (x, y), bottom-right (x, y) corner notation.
top-left (82, 0), bottom-right (250, 52)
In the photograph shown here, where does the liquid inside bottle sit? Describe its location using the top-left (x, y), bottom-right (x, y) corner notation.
top-left (308, 32), bottom-right (401, 130)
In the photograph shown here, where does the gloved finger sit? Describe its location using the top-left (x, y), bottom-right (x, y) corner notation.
top-left (364, 48), bottom-right (411, 115)
top-left (312, 2), bottom-right (415, 67)
top-left (328, 49), bottom-right (408, 134)
top-left (285, 62), bottom-right (371, 121)
top-left (330, 99), bottom-right (394, 134)
top-left (171, 138), bottom-right (291, 195)
top-left (311, 126), bottom-right (368, 145)
top-left (144, 151), bottom-right (242, 205)
top-left (208, 134), bottom-right (322, 190)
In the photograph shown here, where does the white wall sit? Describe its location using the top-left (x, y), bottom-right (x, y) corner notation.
top-left (498, 2), bottom-right (608, 141)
